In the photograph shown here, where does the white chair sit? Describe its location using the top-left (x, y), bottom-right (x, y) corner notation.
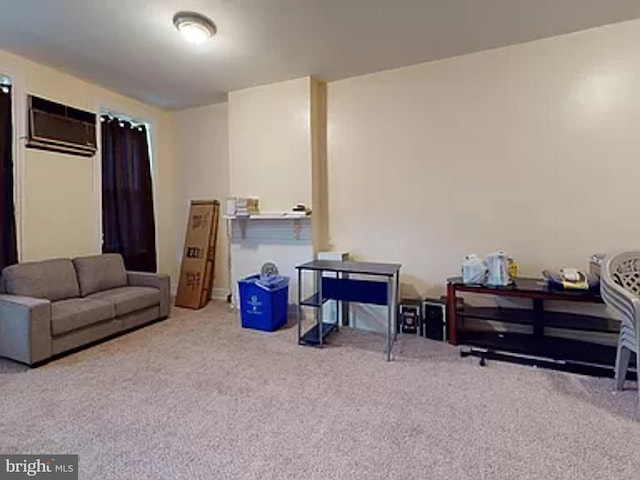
top-left (600, 252), bottom-right (640, 396)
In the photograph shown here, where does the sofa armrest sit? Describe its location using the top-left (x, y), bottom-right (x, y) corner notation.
top-left (0, 294), bottom-right (52, 365)
top-left (127, 272), bottom-right (171, 318)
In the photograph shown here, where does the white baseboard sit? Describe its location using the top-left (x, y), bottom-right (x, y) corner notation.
top-left (211, 288), bottom-right (230, 300)
top-left (169, 284), bottom-right (230, 301)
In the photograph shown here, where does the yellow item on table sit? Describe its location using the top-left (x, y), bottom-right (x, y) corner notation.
top-left (561, 272), bottom-right (589, 290)
top-left (508, 259), bottom-right (518, 280)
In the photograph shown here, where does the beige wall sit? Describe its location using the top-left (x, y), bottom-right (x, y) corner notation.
top-left (227, 77), bottom-right (323, 304)
top-left (229, 77), bottom-right (312, 211)
top-left (0, 49), bottom-right (175, 278)
top-left (327, 19), bottom-right (640, 296)
top-left (173, 102), bottom-right (229, 295)
top-left (7, 17), bottom-right (640, 303)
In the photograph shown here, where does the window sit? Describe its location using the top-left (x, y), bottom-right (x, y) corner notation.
top-left (100, 114), bottom-right (157, 272)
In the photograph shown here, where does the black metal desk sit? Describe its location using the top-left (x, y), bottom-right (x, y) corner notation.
top-left (295, 260), bottom-right (401, 361)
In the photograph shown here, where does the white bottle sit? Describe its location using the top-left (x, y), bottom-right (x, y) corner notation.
top-left (486, 251), bottom-right (511, 286)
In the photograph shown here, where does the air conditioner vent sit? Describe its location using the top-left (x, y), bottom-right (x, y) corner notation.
top-left (27, 95), bottom-right (97, 157)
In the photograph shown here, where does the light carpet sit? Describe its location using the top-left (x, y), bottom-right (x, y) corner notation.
top-left (1, 301), bottom-right (639, 479)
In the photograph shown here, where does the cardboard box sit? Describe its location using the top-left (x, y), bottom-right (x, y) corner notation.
top-left (175, 200), bottom-right (220, 309)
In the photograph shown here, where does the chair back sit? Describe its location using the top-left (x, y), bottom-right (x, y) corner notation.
top-left (607, 252), bottom-right (640, 295)
top-left (601, 252), bottom-right (640, 335)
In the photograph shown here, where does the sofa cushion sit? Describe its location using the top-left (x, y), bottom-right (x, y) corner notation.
top-left (88, 286), bottom-right (160, 317)
top-left (72, 254), bottom-right (127, 297)
top-left (51, 298), bottom-right (115, 336)
top-left (2, 259), bottom-right (80, 301)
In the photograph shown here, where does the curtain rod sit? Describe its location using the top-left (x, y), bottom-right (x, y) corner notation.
top-left (100, 110), bottom-right (148, 128)
top-left (0, 75), bottom-right (11, 93)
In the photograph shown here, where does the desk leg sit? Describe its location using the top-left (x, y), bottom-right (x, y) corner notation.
top-left (297, 268), bottom-right (302, 344)
top-left (387, 276), bottom-right (395, 362)
top-left (335, 271), bottom-right (340, 331)
top-left (340, 271), bottom-right (350, 327)
top-left (394, 272), bottom-right (399, 342)
top-left (317, 270), bottom-right (323, 347)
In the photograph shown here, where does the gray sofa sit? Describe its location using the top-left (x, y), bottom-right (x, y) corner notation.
top-left (0, 253), bottom-right (170, 365)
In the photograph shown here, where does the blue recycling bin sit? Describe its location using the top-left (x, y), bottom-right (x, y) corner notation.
top-left (238, 274), bottom-right (290, 332)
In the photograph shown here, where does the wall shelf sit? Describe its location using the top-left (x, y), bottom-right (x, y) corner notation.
top-left (223, 212), bottom-right (310, 220)
top-left (225, 212), bottom-right (311, 240)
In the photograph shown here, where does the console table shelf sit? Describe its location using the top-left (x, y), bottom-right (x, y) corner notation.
top-left (456, 331), bottom-right (623, 377)
top-left (459, 306), bottom-right (614, 333)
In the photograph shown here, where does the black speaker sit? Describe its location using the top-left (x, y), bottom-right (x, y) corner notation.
top-left (422, 299), bottom-right (446, 341)
top-left (398, 299), bottom-right (421, 334)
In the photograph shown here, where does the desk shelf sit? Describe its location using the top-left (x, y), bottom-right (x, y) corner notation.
top-left (299, 322), bottom-right (338, 347)
top-left (300, 293), bottom-right (329, 308)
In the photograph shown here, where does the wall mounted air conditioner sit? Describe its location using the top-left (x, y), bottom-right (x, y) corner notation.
top-left (27, 95), bottom-right (97, 157)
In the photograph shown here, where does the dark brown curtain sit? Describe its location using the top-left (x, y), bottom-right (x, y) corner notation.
top-left (101, 116), bottom-right (157, 272)
top-left (0, 85), bottom-right (17, 271)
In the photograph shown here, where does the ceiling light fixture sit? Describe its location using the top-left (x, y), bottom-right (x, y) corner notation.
top-left (173, 11), bottom-right (217, 45)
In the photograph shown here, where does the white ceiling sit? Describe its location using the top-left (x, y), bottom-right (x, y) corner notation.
top-left (1, 0), bottom-right (639, 110)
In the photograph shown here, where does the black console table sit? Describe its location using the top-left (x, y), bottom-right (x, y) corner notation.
top-left (446, 277), bottom-right (627, 377)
